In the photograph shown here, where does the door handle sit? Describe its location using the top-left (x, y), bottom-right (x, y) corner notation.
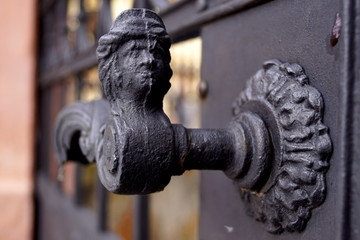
top-left (55, 8), bottom-right (332, 234)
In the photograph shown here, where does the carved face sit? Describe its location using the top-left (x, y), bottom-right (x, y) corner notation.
top-left (115, 39), bottom-right (172, 105)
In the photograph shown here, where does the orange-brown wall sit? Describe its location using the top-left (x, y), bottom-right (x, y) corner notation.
top-left (0, 0), bottom-right (37, 239)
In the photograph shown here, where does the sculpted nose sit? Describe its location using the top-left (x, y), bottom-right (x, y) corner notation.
top-left (140, 50), bottom-right (155, 67)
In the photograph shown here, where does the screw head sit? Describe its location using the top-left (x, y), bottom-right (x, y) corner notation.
top-left (199, 80), bottom-right (209, 100)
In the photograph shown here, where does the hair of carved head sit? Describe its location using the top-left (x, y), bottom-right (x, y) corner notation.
top-left (96, 8), bottom-right (172, 102)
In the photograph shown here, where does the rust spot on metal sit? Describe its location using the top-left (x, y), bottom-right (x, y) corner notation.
top-left (178, 134), bottom-right (192, 169)
top-left (199, 80), bottom-right (209, 100)
top-left (330, 13), bottom-right (341, 46)
top-left (178, 149), bottom-right (189, 168)
top-left (240, 188), bottom-right (264, 197)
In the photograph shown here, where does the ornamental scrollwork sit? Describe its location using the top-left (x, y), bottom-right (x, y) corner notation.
top-left (233, 60), bottom-right (332, 233)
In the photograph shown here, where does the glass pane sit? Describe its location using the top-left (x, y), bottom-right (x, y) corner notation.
top-left (76, 68), bottom-right (102, 211)
top-left (150, 37), bottom-right (202, 240)
top-left (79, 164), bottom-right (98, 210)
top-left (82, 0), bottom-right (102, 45)
top-left (108, 194), bottom-right (134, 240)
top-left (84, 0), bottom-right (102, 12)
top-left (80, 67), bottom-right (102, 101)
top-left (110, 0), bottom-right (134, 20)
top-left (67, 0), bottom-right (80, 49)
top-left (67, 0), bottom-right (103, 49)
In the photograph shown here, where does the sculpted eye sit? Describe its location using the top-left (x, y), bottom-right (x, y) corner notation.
top-left (153, 44), bottom-right (165, 57)
top-left (154, 50), bottom-right (162, 59)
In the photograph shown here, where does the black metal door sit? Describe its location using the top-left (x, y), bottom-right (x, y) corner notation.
top-left (197, 0), bottom-right (358, 239)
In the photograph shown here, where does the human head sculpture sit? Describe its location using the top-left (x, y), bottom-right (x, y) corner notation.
top-left (96, 8), bottom-right (173, 107)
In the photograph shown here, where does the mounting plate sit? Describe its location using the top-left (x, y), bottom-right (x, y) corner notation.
top-left (232, 60), bottom-right (332, 233)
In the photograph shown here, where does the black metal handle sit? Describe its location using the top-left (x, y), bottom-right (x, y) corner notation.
top-left (55, 8), bottom-right (332, 234)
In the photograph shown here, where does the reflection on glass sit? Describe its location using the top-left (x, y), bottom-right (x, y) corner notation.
top-left (150, 37), bottom-right (202, 240)
top-left (77, 68), bottom-right (102, 211)
top-left (79, 164), bottom-right (98, 210)
top-left (82, 0), bottom-right (102, 44)
top-left (80, 67), bottom-right (102, 101)
top-left (66, 0), bottom-right (80, 49)
top-left (111, 0), bottom-right (134, 20)
top-left (64, 76), bottom-right (78, 103)
top-left (83, 0), bottom-right (102, 12)
top-left (67, 0), bottom-right (103, 48)
top-left (108, 194), bottom-right (134, 240)
top-left (164, 38), bottom-right (202, 128)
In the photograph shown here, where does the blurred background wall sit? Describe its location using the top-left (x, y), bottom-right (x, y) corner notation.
top-left (0, 0), bottom-right (37, 239)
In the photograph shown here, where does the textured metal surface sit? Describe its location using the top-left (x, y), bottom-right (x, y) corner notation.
top-left (233, 60), bottom-right (332, 233)
top-left (54, 8), bottom-right (333, 234)
top-left (55, 10), bottom-right (271, 195)
top-left (340, 0), bottom-right (360, 239)
top-left (96, 9), bottom-right (175, 194)
top-left (55, 99), bottom-right (110, 164)
top-left (200, 0), bottom-right (340, 238)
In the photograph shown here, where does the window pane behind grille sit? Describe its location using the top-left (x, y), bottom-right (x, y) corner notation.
top-left (150, 37), bottom-right (202, 240)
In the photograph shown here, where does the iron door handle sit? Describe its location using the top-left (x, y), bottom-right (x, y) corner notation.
top-left (55, 8), bottom-right (332, 233)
